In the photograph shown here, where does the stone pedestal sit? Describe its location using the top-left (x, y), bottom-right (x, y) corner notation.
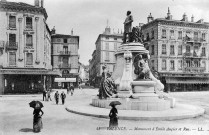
top-left (131, 81), bottom-right (158, 100)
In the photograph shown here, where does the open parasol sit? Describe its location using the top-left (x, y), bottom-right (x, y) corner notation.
top-left (109, 101), bottom-right (121, 106)
top-left (29, 101), bottom-right (44, 109)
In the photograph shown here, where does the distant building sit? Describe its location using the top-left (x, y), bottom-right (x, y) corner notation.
top-left (89, 26), bottom-right (123, 87)
top-left (0, 0), bottom-right (58, 94)
top-left (78, 62), bottom-right (89, 83)
top-left (141, 8), bottom-right (209, 92)
top-left (51, 28), bottom-right (79, 88)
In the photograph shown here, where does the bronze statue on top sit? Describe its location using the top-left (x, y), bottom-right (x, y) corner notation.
top-left (123, 11), bottom-right (143, 43)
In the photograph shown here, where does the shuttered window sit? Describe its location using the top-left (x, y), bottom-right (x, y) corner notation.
top-left (9, 52), bottom-right (16, 65)
top-left (26, 53), bottom-right (33, 65)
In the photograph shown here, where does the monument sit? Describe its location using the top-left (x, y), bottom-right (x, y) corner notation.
top-left (66, 11), bottom-right (205, 121)
top-left (92, 11), bottom-right (175, 111)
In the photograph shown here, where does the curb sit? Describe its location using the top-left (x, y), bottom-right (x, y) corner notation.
top-left (65, 104), bottom-right (205, 121)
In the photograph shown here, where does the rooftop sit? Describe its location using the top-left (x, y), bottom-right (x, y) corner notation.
top-left (0, 1), bottom-right (48, 19)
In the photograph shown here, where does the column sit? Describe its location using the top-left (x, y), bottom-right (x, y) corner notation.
top-left (18, 18), bottom-right (23, 61)
top-left (35, 17), bottom-right (40, 64)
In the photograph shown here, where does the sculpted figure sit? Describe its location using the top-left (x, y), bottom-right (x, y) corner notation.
top-left (123, 11), bottom-right (133, 43)
top-left (98, 65), bottom-right (117, 99)
top-left (133, 54), bottom-right (164, 92)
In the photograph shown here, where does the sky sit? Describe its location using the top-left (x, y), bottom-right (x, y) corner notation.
top-left (10, 0), bottom-right (209, 65)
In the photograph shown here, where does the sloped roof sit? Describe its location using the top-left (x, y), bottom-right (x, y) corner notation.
top-left (0, 1), bottom-right (48, 19)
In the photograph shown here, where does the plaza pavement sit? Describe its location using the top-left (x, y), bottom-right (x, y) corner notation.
top-left (0, 88), bottom-right (209, 135)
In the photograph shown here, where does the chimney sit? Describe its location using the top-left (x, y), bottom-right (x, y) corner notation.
top-left (147, 13), bottom-right (154, 23)
top-left (41, 0), bottom-right (44, 7)
top-left (71, 29), bottom-right (73, 35)
top-left (191, 15), bottom-right (194, 22)
top-left (51, 26), bottom-right (56, 35)
top-left (34, 0), bottom-right (39, 7)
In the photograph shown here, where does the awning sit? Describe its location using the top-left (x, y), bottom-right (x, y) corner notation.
top-left (0, 69), bottom-right (61, 76)
top-left (166, 77), bottom-right (209, 84)
top-left (54, 78), bottom-right (76, 82)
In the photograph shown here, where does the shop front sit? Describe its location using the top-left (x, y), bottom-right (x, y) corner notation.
top-left (0, 69), bottom-right (60, 94)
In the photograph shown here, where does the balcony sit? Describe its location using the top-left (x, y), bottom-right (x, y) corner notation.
top-left (25, 24), bottom-right (33, 30)
top-left (184, 67), bottom-right (206, 73)
top-left (59, 51), bottom-right (71, 55)
top-left (58, 64), bottom-right (71, 68)
top-left (183, 52), bottom-right (192, 57)
top-left (6, 42), bottom-right (18, 50)
top-left (183, 37), bottom-right (205, 43)
top-left (0, 41), bottom-right (4, 49)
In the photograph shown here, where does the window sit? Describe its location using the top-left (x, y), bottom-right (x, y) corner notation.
top-left (26, 17), bottom-right (32, 29)
top-left (26, 34), bottom-right (33, 47)
top-left (106, 36), bottom-right (109, 40)
top-left (63, 46), bottom-right (68, 54)
top-left (202, 33), bottom-right (206, 41)
top-left (202, 61), bottom-right (206, 67)
top-left (170, 60), bottom-right (175, 70)
top-left (9, 52), bottom-right (16, 65)
top-left (194, 32), bottom-right (198, 40)
top-left (151, 45), bottom-right (154, 55)
top-left (9, 16), bottom-right (16, 28)
top-left (170, 45), bottom-right (174, 55)
top-left (114, 43), bottom-right (117, 50)
top-left (178, 60), bottom-right (182, 70)
top-left (151, 60), bottom-right (154, 70)
top-left (162, 44), bottom-right (166, 54)
top-left (178, 45), bottom-right (182, 55)
top-left (186, 45), bottom-right (190, 53)
top-left (178, 31), bottom-right (182, 39)
top-left (64, 39), bottom-right (68, 43)
top-left (194, 46), bottom-right (198, 56)
top-left (105, 43), bottom-right (109, 50)
top-left (170, 30), bottom-right (174, 38)
top-left (114, 38), bottom-right (117, 40)
top-left (26, 53), bottom-right (33, 65)
top-left (162, 29), bottom-right (166, 38)
top-left (162, 59), bottom-right (166, 70)
top-left (186, 60), bottom-right (190, 67)
top-left (151, 30), bottom-right (154, 39)
top-left (202, 47), bottom-right (206, 56)
top-left (62, 57), bottom-right (68, 67)
top-left (105, 52), bottom-right (109, 60)
top-left (9, 34), bottom-right (16, 46)
top-left (194, 60), bottom-right (199, 67)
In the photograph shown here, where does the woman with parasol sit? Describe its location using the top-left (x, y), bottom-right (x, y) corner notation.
top-left (29, 101), bottom-right (44, 132)
top-left (109, 101), bottom-right (121, 127)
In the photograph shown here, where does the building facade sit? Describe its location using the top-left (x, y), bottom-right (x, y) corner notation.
top-left (0, 0), bottom-right (58, 94)
top-left (141, 8), bottom-right (209, 92)
top-left (89, 27), bottom-right (123, 87)
top-left (51, 28), bottom-right (79, 88)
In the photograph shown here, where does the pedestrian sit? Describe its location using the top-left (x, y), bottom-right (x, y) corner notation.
top-left (70, 83), bottom-right (74, 96)
top-left (67, 84), bottom-right (70, 94)
top-left (109, 105), bottom-right (118, 127)
top-left (47, 89), bottom-right (52, 101)
top-left (54, 91), bottom-right (59, 105)
top-left (43, 89), bottom-right (46, 101)
top-left (78, 82), bottom-right (82, 89)
top-left (60, 91), bottom-right (66, 105)
top-left (33, 104), bottom-right (44, 132)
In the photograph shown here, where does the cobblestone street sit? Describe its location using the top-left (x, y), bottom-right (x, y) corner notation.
top-left (1, 89), bottom-right (209, 135)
